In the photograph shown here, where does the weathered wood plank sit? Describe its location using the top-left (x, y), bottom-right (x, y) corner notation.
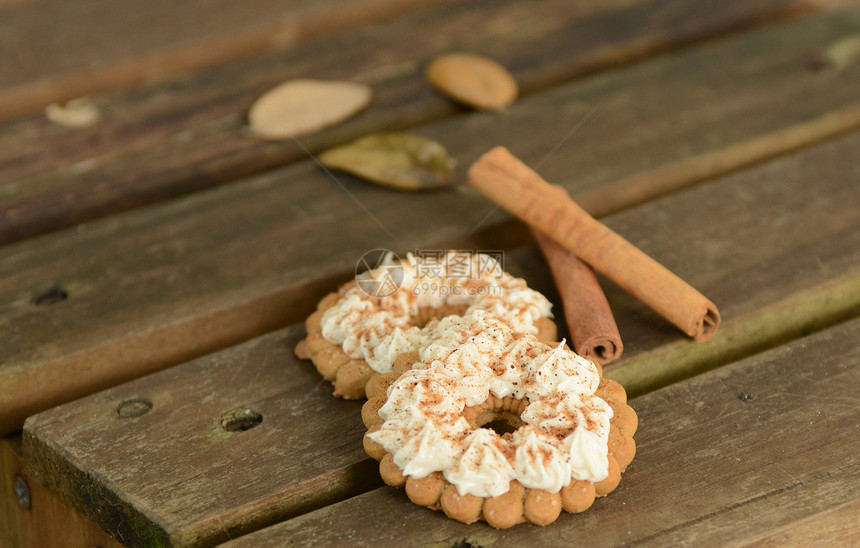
top-left (734, 499), bottom-right (860, 548)
top-left (2, 11), bottom-right (859, 435)
top-left (22, 326), bottom-right (378, 548)
top-left (0, 0), bottom-right (816, 244)
top-left (25, 327), bottom-right (381, 546)
top-left (221, 317), bottom-right (860, 547)
top-left (20, 131), bottom-right (860, 546)
top-left (0, 0), bottom-right (458, 122)
top-left (0, 436), bottom-right (124, 548)
top-left (598, 132), bottom-right (860, 394)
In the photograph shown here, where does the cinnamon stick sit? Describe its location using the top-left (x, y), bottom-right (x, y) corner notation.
top-left (468, 146), bottom-right (720, 341)
top-left (533, 228), bottom-right (623, 364)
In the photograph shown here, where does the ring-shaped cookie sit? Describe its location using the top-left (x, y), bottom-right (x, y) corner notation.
top-left (362, 312), bottom-right (636, 527)
top-left (296, 252), bottom-right (556, 398)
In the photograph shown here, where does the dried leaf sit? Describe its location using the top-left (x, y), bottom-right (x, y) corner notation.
top-left (248, 79), bottom-right (372, 139)
top-left (425, 52), bottom-right (518, 110)
top-left (319, 133), bottom-right (456, 190)
top-left (826, 34), bottom-right (860, 72)
top-left (45, 98), bottom-right (100, 128)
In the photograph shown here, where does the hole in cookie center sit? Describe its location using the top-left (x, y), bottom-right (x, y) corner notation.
top-left (481, 417), bottom-right (520, 436)
top-left (469, 396), bottom-right (528, 438)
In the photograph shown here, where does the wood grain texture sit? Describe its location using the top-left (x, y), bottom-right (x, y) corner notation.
top-left (0, 436), bottom-right (124, 548)
top-left (0, 0), bottom-right (457, 122)
top-left (735, 499), bottom-right (860, 548)
top-left (0, 0), bottom-right (815, 244)
top-left (599, 134), bottom-right (860, 395)
top-left (19, 132), bottom-right (860, 546)
top-left (222, 317), bottom-right (860, 547)
top-left (22, 327), bottom-right (381, 548)
top-left (2, 11), bottom-right (860, 435)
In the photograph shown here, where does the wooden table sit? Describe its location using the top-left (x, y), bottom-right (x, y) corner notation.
top-left (1, 1), bottom-right (858, 546)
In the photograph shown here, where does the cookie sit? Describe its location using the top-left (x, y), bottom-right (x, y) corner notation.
top-left (361, 313), bottom-right (636, 527)
top-left (296, 251), bottom-right (557, 398)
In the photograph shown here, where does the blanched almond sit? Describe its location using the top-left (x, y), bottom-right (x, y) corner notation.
top-left (248, 79), bottom-right (371, 139)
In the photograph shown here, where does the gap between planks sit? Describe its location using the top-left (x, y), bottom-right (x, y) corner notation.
top-left (609, 256), bottom-right (860, 397)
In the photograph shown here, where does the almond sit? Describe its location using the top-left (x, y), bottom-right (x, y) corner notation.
top-left (248, 79), bottom-right (372, 139)
top-left (425, 52), bottom-right (518, 110)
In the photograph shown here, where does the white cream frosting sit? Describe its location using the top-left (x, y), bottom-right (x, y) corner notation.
top-left (379, 368), bottom-right (463, 419)
top-left (444, 429), bottom-right (515, 498)
top-left (565, 424), bottom-right (610, 482)
top-left (393, 420), bottom-right (463, 478)
top-left (368, 327), bottom-right (423, 373)
top-left (369, 312), bottom-right (613, 498)
top-left (320, 251), bottom-right (553, 373)
top-left (512, 428), bottom-right (571, 492)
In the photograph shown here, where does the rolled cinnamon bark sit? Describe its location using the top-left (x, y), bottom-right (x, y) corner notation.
top-left (468, 147), bottom-right (720, 341)
top-left (533, 229), bottom-right (623, 364)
